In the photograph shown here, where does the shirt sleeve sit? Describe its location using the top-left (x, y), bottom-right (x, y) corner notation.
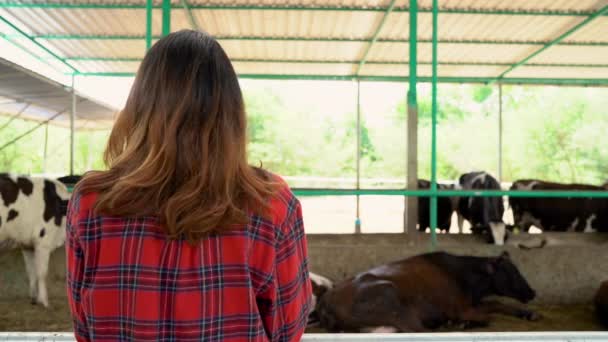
top-left (259, 196), bottom-right (313, 342)
top-left (65, 194), bottom-right (90, 342)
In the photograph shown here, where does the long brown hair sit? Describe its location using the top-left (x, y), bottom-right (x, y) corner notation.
top-left (77, 30), bottom-right (279, 242)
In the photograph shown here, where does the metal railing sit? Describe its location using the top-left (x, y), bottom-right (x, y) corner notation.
top-left (3, 332), bottom-right (608, 342)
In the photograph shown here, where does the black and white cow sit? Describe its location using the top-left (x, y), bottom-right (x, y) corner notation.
top-left (417, 179), bottom-right (459, 233)
top-left (509, 179), bottom-right (608, 233)
top-left (56, 174), bottom-right (82, 187)
top-left (457, 171), bottom-right (507, 245)
top-left (0, 174), bottom-right (70, 307)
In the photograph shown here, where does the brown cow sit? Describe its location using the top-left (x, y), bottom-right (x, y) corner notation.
top-left (595, 280), bottom-right (608, 329)
top-left (317, 251), bottom-right (538, 332)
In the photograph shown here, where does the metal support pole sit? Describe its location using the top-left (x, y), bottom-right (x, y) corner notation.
top-left (43, 123), bottom-right (49, 173)
top-left (498, 83), bottom-right (503, 182)
top-left (70, 74), bottom-right (76, 176)
top-left (146, 0), bottom-right (153, 50)
top-left (429, 0), bottom-right (438, 249)
top-left (405, 0), bottom-right (419, 236)
top-left (355, 80), bottom-right (362, 234)
top-left (162, 0), bottom-right (171, 36)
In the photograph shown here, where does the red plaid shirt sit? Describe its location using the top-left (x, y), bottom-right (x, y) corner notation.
top-left (66, 180), bottom-right (312, 341)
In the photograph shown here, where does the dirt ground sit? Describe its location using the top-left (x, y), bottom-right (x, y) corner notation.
top-left (0, 247), bottom-right (604, 332)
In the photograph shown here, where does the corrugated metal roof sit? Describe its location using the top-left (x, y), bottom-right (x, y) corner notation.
top-left (0, 0), bottom-right (606, 99)
top-left (0, 57), bottom-right (115, 128)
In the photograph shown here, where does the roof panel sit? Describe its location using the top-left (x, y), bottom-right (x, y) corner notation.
top-left (39, 39), bottom-right (147, 58)
top-left (3, 8), bottom-right (164, 35)
top-left (360, 63), bottom-right (505, 77)
top-left (416, 0), bottom-right (605, 12)
top-left (509, 66), bottom-right (608, 79)
top-left (219, 40), bottom-right (365, 61)
top-left (188, 9), bottom-right (381, 39)
top-left (0, 57), bottom-right (115, 126)
top-left (529, 45), bottom-right (608, 65)
top-left (234, 61), bottom-right (356, 75)
top-left (368, 42), bottom-right (538, 63)
top-left (563, 17), bottom-right (608, 42)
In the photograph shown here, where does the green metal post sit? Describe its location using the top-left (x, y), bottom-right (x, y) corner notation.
top-left (70, 74), bottom-right (76, 175)
top-left (498, 83), bottom-right (503, 181)
top-left (405, 0), bottom-right (418, 237)
top-left (429, 0), bottom-right (438, 249)
top-left (146, 0), bottom-right (153, 50)
top-left (355, 80), bottom-right (362, 234)
top-left (162, 0), bottom-right (171, 36)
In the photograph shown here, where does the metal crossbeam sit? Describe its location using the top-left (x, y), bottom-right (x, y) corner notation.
top-left (1, 2), bottom-right (607, 17)
top-left (180, 0), bottom-right (200, 30)
top-left (356, 0), bottom-right (398, 75)
top-left (69, 73), bottom-right (608, 86)
top-left (62, 56), bottom-right (608, 69)
top-left (498, 4), bottom-right (608, 79)
top-left (26, 34), bottom-right (608, 47)
top-left (0, 16), bottom-right (77, 74)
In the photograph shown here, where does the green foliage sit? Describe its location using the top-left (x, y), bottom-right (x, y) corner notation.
top-left (0, 84), bottom-right (606, 187)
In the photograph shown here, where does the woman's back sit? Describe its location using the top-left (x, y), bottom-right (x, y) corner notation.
top-left (65, 30), bottom-right (312, 341)
top-left (67, 180), bottom-right (311, 341)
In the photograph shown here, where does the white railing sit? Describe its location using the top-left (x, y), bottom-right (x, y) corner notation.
top-left (2, 332), bottom-right (608, 342)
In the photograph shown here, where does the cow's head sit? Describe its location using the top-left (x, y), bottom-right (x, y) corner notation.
top-left (485, 252), bottom-right (535, 303)
top-left (308, 272), bottom-right (334, 325)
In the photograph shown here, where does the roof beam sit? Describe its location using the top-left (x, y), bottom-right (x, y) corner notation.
top-left (498, 4), bottom-right (608, 79)
top-left (0, 15), bottom-right (78, 73)
top-left (70, 72), bottom-right (608, 86)
top-left (1, 2), bottom-right (607, 16)
top-left (356, 0), bottom-right (398, 75)
top-left (25, 34), bottom-right (608, 47)
top-left (180, 0), bottom-right (200, 31)
top-left (62, 56), bottom-right (608, 69)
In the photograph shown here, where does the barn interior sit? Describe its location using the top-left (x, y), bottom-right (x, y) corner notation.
top-left (1, 0), bottom-right (608, 340)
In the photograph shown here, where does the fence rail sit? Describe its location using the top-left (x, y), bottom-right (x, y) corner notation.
top-left (3, 332), bottom-right (608, 342)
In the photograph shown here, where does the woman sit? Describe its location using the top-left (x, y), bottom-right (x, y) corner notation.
top-left (66, 30), bottom-right (312, 341)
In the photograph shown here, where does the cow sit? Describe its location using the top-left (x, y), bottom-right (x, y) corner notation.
top-left (457, 171), bottom-right (507, 245)
top-left (316, 251), bottom-right (538, 333)
top-left (0, 174), bottom-right (70, 307)
top-left (509, 179), bottom-right (608, 233)
top-left (57, 174), bottom-right (82, 186)
top-left (417, 179), bottom-right (459, 233)
top-left (595, 280), bottom-right (608, 329)
top-left (308, 272), bottom-right (334, 326)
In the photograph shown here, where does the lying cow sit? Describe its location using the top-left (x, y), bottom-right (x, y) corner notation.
top-left (595, 280), bottom-right (608, 328)
top-left (509, 179), bottom-right (608, 233)
top-left (0, 174), bottom-right (70, 307)
top-left (457, 171), bottom-right (507, 245)
top-left (317, 251), bottom-right (538, 333)
top-left (308, 272), bottom-right (334, 326)
top-left (417, 179), bottom-right (458, 233)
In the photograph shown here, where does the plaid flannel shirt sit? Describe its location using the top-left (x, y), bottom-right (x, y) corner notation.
top-left (66, 180), bottom-right (312, 341)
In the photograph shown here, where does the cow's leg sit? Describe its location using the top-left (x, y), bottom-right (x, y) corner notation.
top-left (489, 222), bottom-right (506, 246)
top-left (34, 246), bottom-right (51, 308)
top-left (21, 249), bottom-right (38, 304)
top-left (457, 213), bottom-right (465, 234)
top-left (477, 300), bottom-right (540, 321)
